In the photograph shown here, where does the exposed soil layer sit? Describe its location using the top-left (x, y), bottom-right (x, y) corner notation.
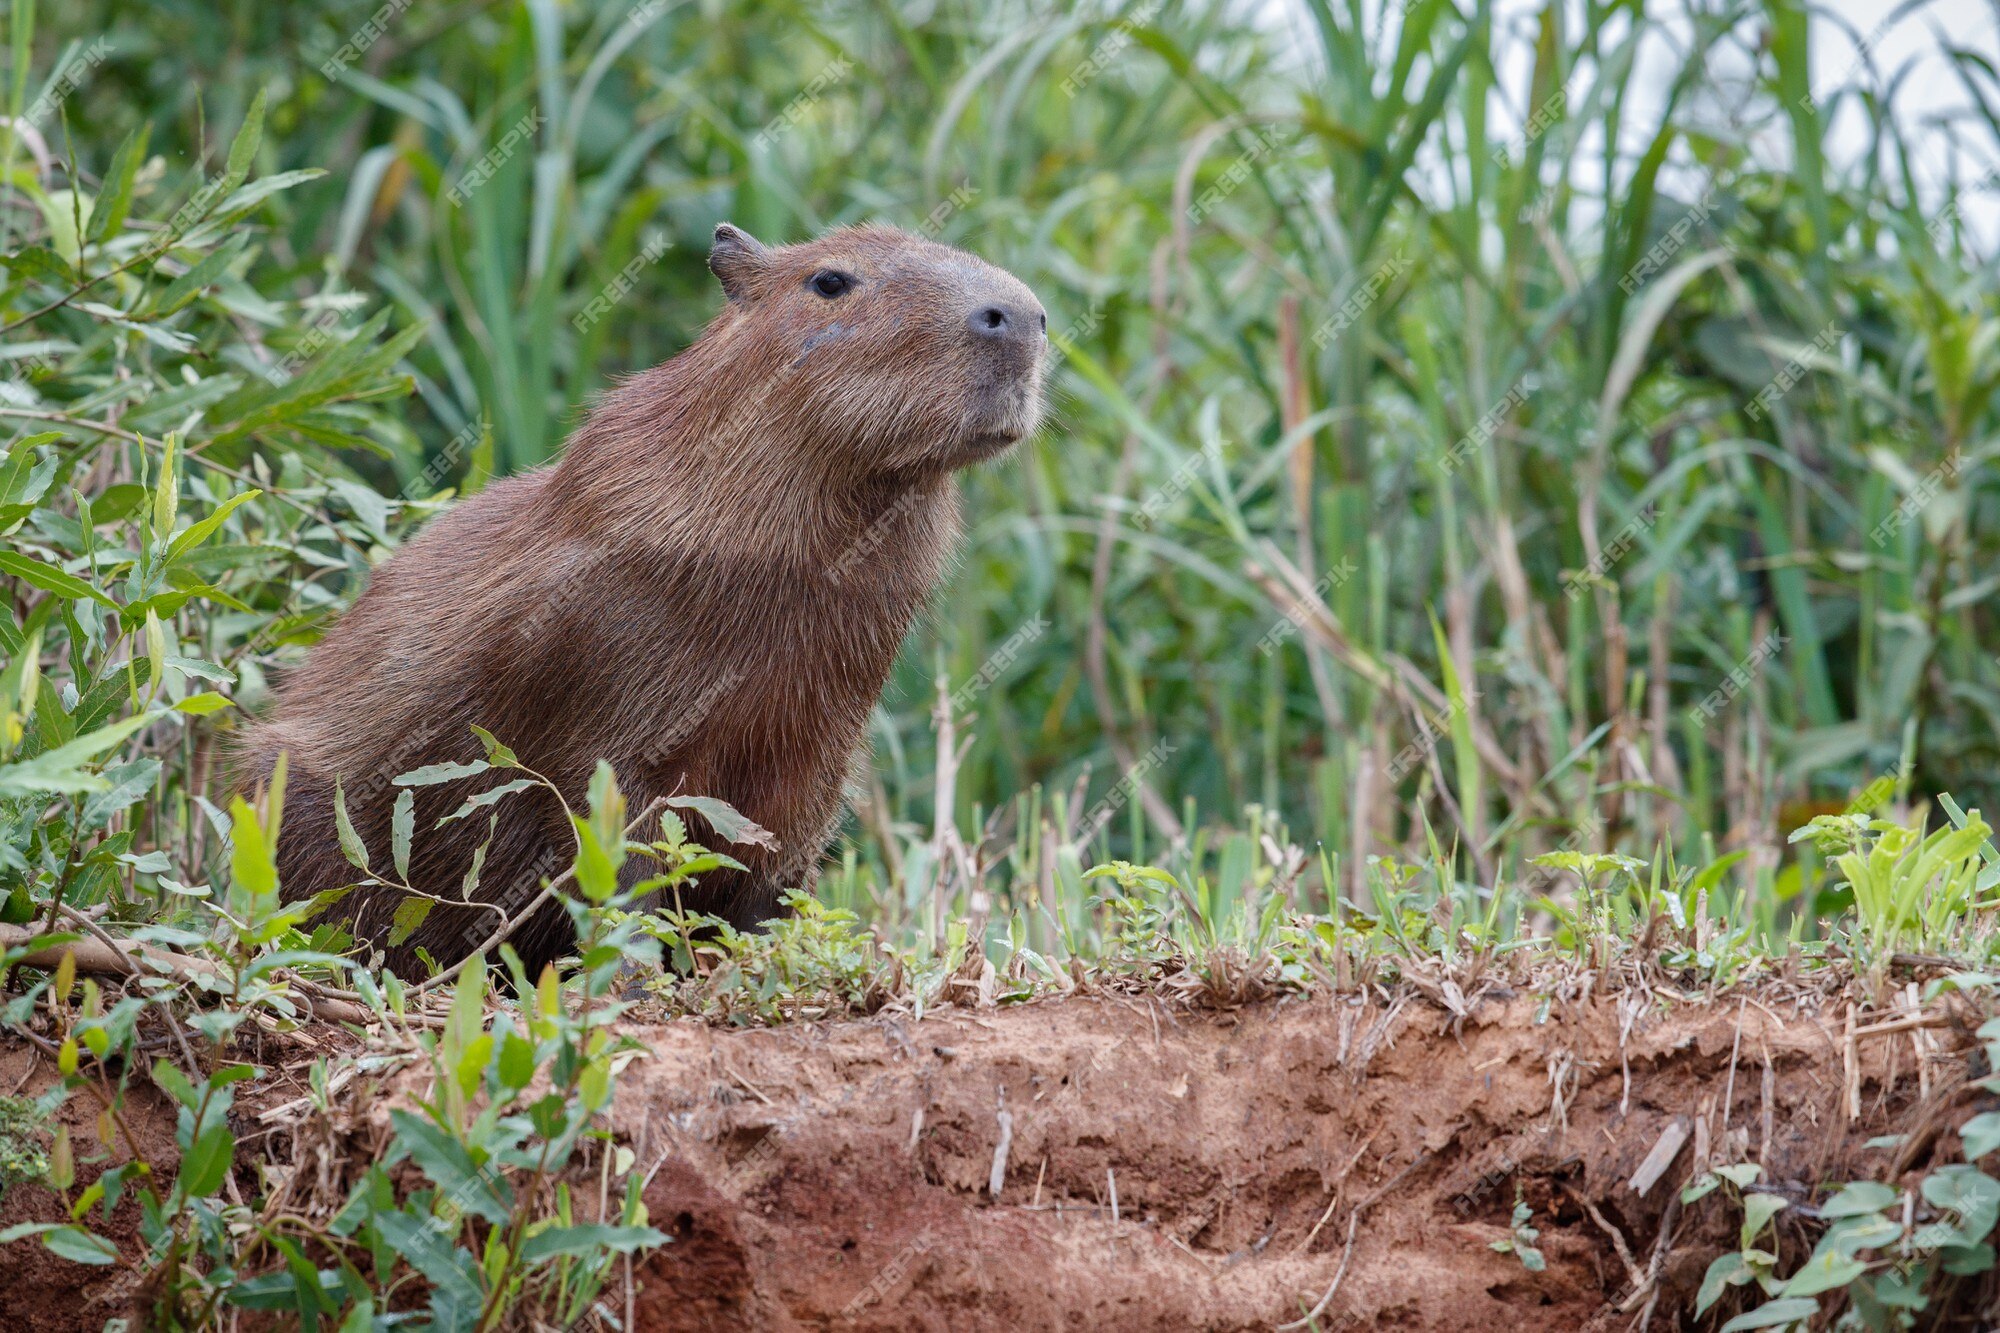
top-left (608, 985), bottom-right (1976, 1331)
top-left (0, 982), bottom-right (1986, 1331)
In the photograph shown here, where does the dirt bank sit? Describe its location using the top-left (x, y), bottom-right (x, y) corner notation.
top-left (1, 979), bottom-right (1987, 1331)
top-left (604, 982), bottom-right (1978, 1330)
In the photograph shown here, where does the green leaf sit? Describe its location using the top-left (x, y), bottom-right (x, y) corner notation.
top-left (1819, 1181), bottom-right (1899, 1218)
top-left (1817, 1212), bottom-right (1903, 1259)
top-left (664, 794), bottom-right (778, 850)
top-left (0, 710), bottom-right (159, 796)
top-left (179, 1123), bottom-right (234, 1199)
top-left (0, 245), bottom-right (72, 288)
top-left (153, 432), bottom-right (179, 541)
top-left (570, 814), bottom-right (619, 903)
top-left (326, 477), bottom-right (388, 537)
top-left (0, 886), bottom-right (32, 924)
top-left (171, 692), bottom-right (234, 716)
top-left (37, 189), bottom-right (91, 270)
top-left (636, 852), bottom-right (747, 891)
top-left (587, 760), bottom-right (625, 852)
top-left (4, 0), bottom-right (27, 123)
top-left (369, 1210), bottom-right (483, 1317)
top-left (388, 895), bottom-right (433, 949)
top-left (212, 168), bottom-right (327, 219)
top-left (0, 549), bottom-right (116, 607)
top-left (165, 488), bottom-right (261, 564)
top-left (497, 1031), bottom-right (536, 1090)
top-left (222, 88), bottom-right (268, 196)
top-left (455, 1033), bottom-right (492, 1100)
top-left (578, 1055), bottom-right (611, 1111)
top-left (448, 955), bottom-right (487, 1051)
top-left (68, 1181), bottom-right (104, 1221)
top-left (527, 1092), bottom-right (567, 1139)
top-left (48, 1123), bottom-right (71, 1189)
top-left (0, 1223), bottom-right (64, 1244)
top-left (461, 825), bottom-right (491, 898)
top-left (151, 1058), bottom-right (199, 1110)
top-left (1778, 1247), bottom-right (1868, 1298)
top-left (163, 655), bottom-right (235, 685)
top-left (437, 778), bottom-right (535, 827)
top-left (385, 1109), bottom-right (511, 1225)
top-left (393, 759), bottom-right (490, 788)
top-left (143, 609), bottom-right (166, 696)
top-left (1941, 1241), bottom-right (1995, 1275)
top-left (1924, 1165), bottom-right (2000, 1242)
top-left (1963, 1113), bottom-right (2000, 1161)
top-left (1697, 1252), bottom-right (1756, 1315)
top-left (518, 1223), bottom-right (668, 1263)
top-left (392, 788), bottom-right (413, 879)
top-left (228, 790), bottom-right (279, 903)
top-left (0, 432), bottom-right (59, 506)
top-left (85, 123), bottom-right (149, 245)
top-left (1741, 1192), bottom-right (1787, 1249)
top-left (1600, 247), bottom-right (1733, 426)
top-left (152, 232), bottom-right (250, 315)
top-left (41, 1225), bottom-right (120, 1266)
top-left (333, 778), bottom-right (369, 872)
top-left (469, 725), bottom-right (518, 767)
top-left (80, 757), bottom-right (161, 830)
top-left (1719, 1297), bottom-right (1823, 1331)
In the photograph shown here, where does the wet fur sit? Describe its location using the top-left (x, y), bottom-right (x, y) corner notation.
top-left (235, 224), bottom-right (1046, 978)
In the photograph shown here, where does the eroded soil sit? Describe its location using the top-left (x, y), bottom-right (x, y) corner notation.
top-left (604, 983), bottom-right (1972, 1330)
top-left (0, 979), bottom-right (1985, 1331)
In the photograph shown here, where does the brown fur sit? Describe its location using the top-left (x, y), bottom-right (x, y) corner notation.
top-left (236, 223), bottom-right (1046, 978)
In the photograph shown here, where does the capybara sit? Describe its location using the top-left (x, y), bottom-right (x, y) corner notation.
top-left (237, 222), bottom-right (1047, 977)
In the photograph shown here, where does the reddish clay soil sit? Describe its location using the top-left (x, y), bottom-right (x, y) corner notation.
top-left (1, 980), bottom-right (1990, 1331)
top-left (612, 984), bottom-right (1984, 1330)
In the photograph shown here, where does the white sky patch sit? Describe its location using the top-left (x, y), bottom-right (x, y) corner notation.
top-left (1256, 0), bottom-right (2000, 252)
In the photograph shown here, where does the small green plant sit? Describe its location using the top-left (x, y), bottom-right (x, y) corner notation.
top-left (1084, 860), bottom-right (1188, 971)
top-left (0, 744), bottom-right (674, 1327)
top-left (1529, 850), bottom-right (1649, 965)
top-left (627, 888), bottom-right (947, 1025)
top-left (1790, 803), bottom-right (1999, 959)
top-left (321, 761), bottom-right (670, 1332)
top-left (1704, 1015), bottom-right (2000, 1330)
top-left (0, 1093), bottom-right (52, 1206)
top-left (1687, 1163), bottom-right (1790, 1319)
top-left (1489, 1195), bottom-right (1545, 1272)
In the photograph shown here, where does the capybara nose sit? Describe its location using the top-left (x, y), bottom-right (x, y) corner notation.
top-left (969, 301), bottom-right (1045, 342)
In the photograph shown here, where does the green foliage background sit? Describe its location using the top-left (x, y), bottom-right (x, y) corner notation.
top-left (6, 0), bottom-right (1998, 938)
top-left (2, 2), bottom-right (2000, 1325)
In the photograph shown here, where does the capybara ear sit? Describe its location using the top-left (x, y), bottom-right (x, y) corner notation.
top-left (709, 223), bottom-right (768, 302)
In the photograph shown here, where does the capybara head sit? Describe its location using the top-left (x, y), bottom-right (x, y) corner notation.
top-left (704, 222), bottom-right (1047, 472)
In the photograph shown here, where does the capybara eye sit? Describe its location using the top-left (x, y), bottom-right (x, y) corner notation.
top-left (811, 270), bottom-right (853, 298)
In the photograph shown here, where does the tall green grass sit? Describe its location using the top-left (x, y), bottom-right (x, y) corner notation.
top-left (9, 0), bottom-right (1999, 950)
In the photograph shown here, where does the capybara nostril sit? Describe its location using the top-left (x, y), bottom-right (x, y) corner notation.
top-left (970, 304), bottom-right (1013, 338)
top-left (970, 301), bottom-right (1048, 342)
